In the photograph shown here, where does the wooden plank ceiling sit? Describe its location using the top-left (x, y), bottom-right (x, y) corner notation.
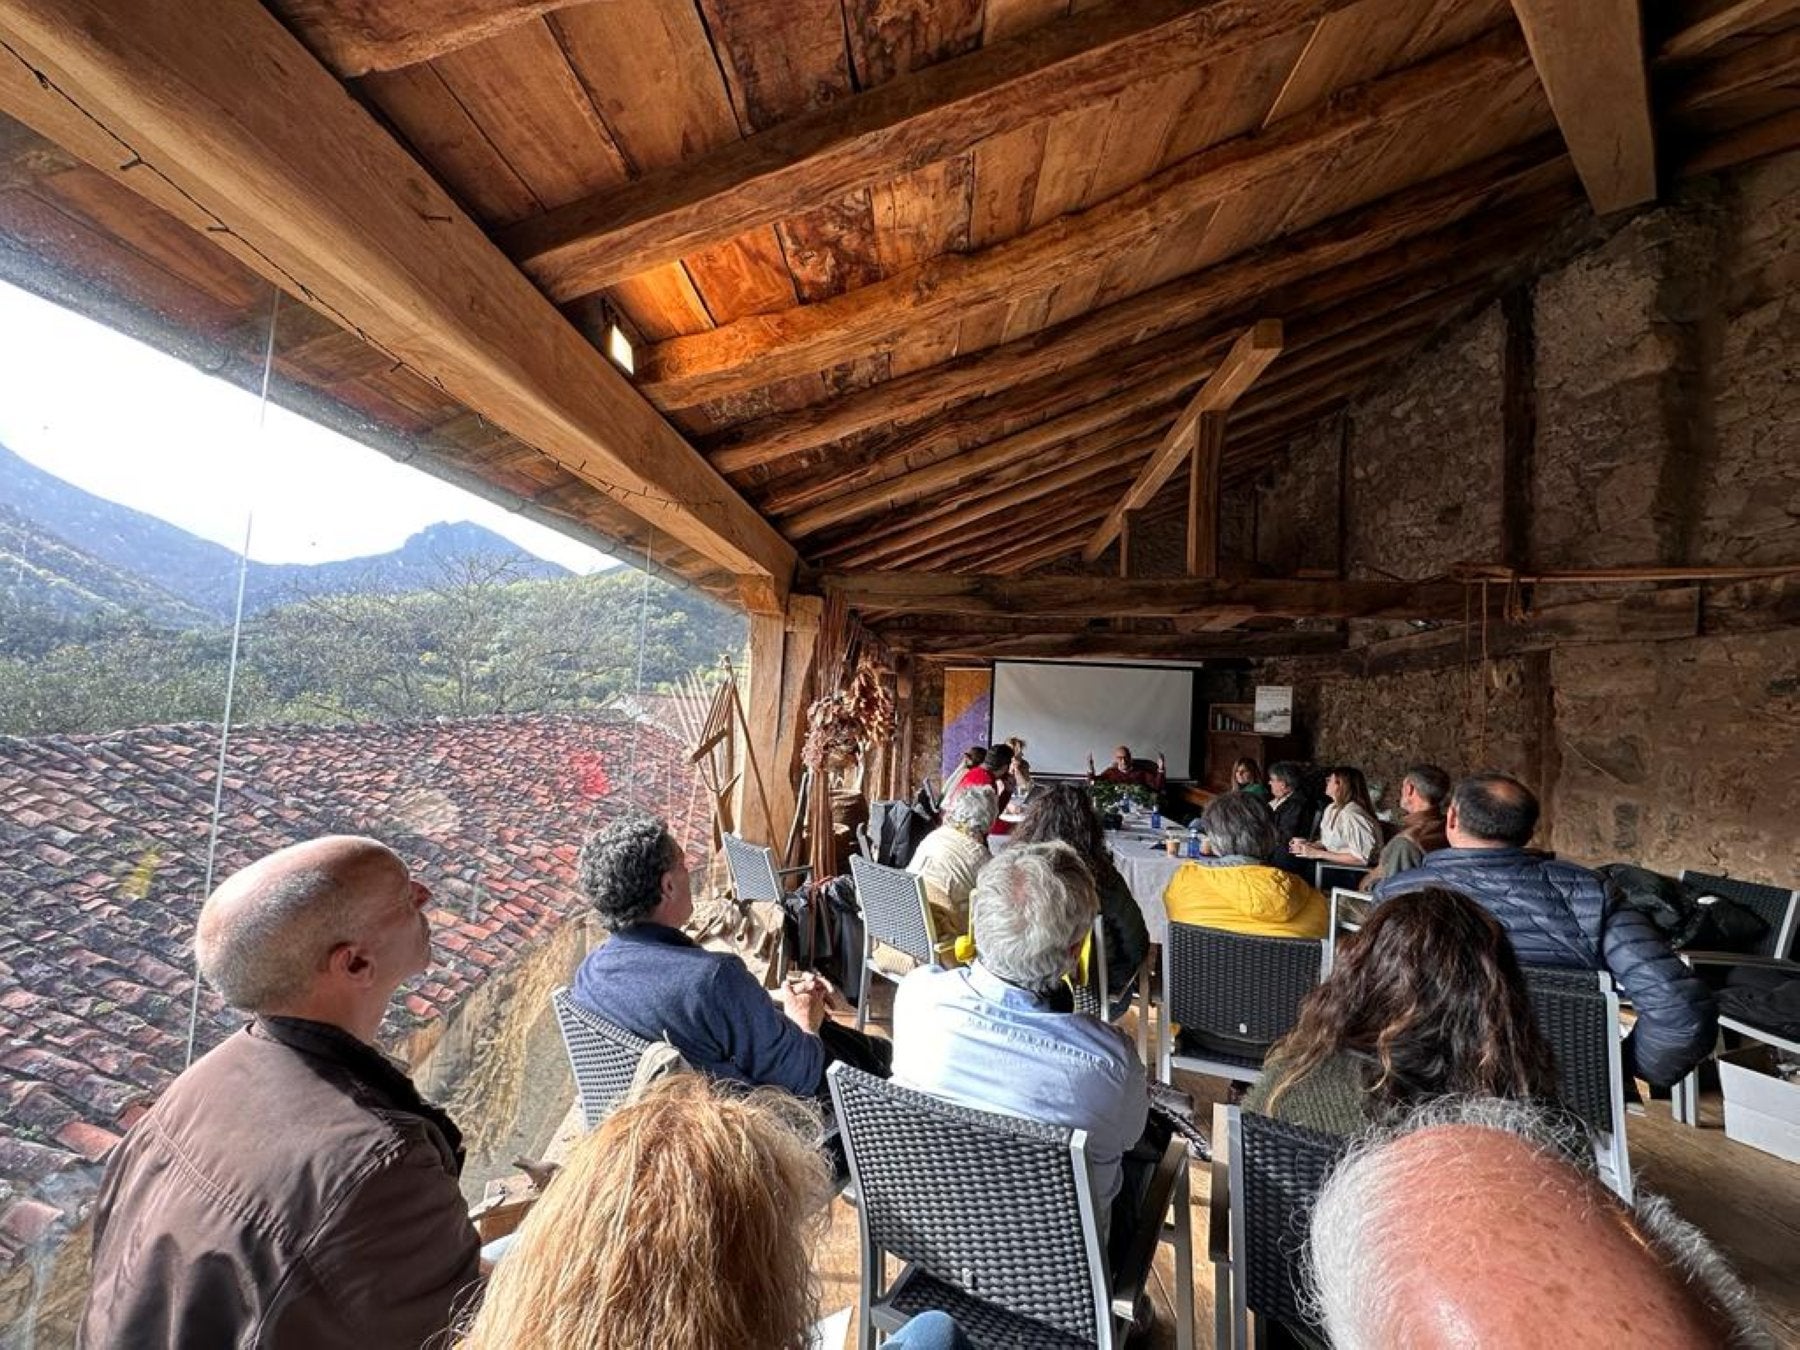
top-left (0, 0), bottom-right (1797, 642)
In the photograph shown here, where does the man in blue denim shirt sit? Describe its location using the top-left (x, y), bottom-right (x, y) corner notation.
top-left (891, 842), bottom-right (1150, 1239)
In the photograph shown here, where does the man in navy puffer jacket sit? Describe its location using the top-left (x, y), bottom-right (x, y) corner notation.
top-left (1373, 773), bottom-right (1716, 1086)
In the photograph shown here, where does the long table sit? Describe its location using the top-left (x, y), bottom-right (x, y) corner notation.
top-left (1104, 824), bottom-right (1186, 944)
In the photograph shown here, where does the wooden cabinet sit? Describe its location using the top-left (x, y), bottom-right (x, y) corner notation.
top-left (1202, 702), bottom-right (1304, 793)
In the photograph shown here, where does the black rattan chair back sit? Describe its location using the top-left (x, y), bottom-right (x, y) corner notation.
top-left (1521, 972), bottom-right (1613, 1135)
top-left (552, 986), bottom-right (655, 1129)
top-left (1167, 924), bottom-right (1324, 1058)
top-left (850, 853), bottom-right (936, 967)
top-left (1231, 1108), bottom-right (1346, 1335)
top-left (1680, 870), bottom-right (1800, 959)
top-left (828, 1065), bottom-right (1110, 1348)
top-left (1521, 968), bottom-right (1630, 1198)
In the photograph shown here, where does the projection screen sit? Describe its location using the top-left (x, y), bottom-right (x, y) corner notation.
top-left (990, 661), bottom-right (1195, 780)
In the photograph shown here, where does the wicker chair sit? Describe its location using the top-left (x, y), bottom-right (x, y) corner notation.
top-left (551, 986), bottom-right (661, 1129)
top-left (722, 831), bottom-right (812, 981)
top-left (1156, 925), bottom-right (1325, 1086)
top-left (1208, 1104), bottom-right (1346, 1350)
top-left (1521, 968), bottom-right (1631, 1201)
top-left (850, 854), bottom-right (939, 1031)
top-left (828, 1064), bottom-right (1194, 1350)
top-left (1670, 870), bottom-right (1799, 1128)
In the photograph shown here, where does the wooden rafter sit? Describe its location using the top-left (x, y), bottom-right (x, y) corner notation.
top-left (1083, 320), bottom-right (1282, 562)
top-left (1509, 0), bottom-right (1657, 214)
top-left (700, 140), bottom-right (1574, 484)
top-left (266, 0), bottom-right (581, 76)
top-left (0, 0), bottom-right (798, 605)
top-left (501, 0), bottom-right (1361, 303)
top-left (1660, 0), bottom-right (1800, 64)
top-left (762, 348), bottom-right (1204, 524)
top-left (637, 30), bottom-right (1532, 405)
top-left (822, 573), bottom-right (1479, 621)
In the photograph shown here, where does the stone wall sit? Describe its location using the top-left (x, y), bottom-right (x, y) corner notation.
top-left (1249, 148), bottom-right (1800, 884)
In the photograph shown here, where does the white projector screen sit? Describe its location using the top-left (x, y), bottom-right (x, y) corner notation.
top-left (991, 661), bottom-right (1195, 780)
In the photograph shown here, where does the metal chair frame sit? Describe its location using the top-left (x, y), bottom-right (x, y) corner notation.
top-left (850, 853), bottom-right (940, 1031)
top-left (829, 1064), bottom-right (1194, 1350)
top-left (1156, 925), bottom-right (1324, 1087)
top-left (1322, 887), bottom-right (1372, 973)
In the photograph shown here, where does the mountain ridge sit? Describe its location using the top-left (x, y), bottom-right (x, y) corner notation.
top-left (0, 441), bottom-right (571, 625)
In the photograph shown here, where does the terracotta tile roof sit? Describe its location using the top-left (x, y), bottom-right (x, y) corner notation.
top-left (0, 711), bottom-right (705, 1275)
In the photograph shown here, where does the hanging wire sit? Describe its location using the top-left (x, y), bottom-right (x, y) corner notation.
top-left (184, 288), bottom-right (280, 1067)
top-left (625, 530), bottom-right (655, 810)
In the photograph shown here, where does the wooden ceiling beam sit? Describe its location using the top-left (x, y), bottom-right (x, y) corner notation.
top-left (697, 143), bottom-right (1575, 479)
top-left (0, 0), bottom-right (798, 607)
top-left (884, 628), bottom-right (1349, 660)
top-left (1659, 0), bottom-right (1800, 64)
top-left (1083, 320), bottom-right (1282, 561)
top-left (502, 0), bottom-right (1359, 303)
top-left (638, 30), bottom-right (1532, 405)
top-left (1667, 28), bottom-right (1800, 117)
top-left (820, 442), bottom-right (1147, 571)
top-left (811, 274), bottom-right (1502, 567)
top-left (823, 573), bottom-right (1477, 621)
top-left (912, 483), bottom-right (1132, 575)
top-left (776, 387), bottom-right (1181, 539)
top-left (714, 319), bottom-right (1237, 481)
top-left (264, 0), bottom-right (579, 77)
top-left (1509, 0), bottom-right (1657, 214)
top-left (760, 345), bottom-right (1203, 524)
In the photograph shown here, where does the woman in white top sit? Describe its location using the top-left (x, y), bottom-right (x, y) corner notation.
top-left (1291, 766), bottom-right (1382, 867)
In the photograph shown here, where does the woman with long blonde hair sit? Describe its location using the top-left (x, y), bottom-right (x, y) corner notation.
top-left (460, 1075), bottom-right (833, 1350)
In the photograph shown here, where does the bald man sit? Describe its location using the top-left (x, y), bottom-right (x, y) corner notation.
top-left (81, 837), bottom-right (481, 1349)
top-left (1308, 1100), bottom-right (1768, 1348)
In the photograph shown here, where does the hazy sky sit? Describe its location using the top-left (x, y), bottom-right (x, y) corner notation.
top-left (0, 279), bottom-right (617, 573)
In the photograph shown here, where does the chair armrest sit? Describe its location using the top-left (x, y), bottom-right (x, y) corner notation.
top-left (1678, 951), bottom-right (1798, 974)
top-left (1110, 1134), bottom-right (1187, 1319)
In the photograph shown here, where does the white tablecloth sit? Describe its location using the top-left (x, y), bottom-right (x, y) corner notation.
top-left (1104, 825), bottom-right (1186, 945)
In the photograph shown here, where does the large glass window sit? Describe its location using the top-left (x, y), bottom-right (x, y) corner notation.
top-left (0, 279), bottom-right (740, 1343)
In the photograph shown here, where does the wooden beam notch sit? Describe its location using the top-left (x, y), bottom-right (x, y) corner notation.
top-left (1084, 319), bottom-right (1282, 562)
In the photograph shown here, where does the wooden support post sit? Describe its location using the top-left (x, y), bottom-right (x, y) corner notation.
top-left (1187, 412), bottom-right (1225, 578)
top-left (1501, 287), bottom-right (1537, 569)
top-left (894, 655), bottom-right (916, 800)
top-left (735, 597), bottom-right (821, 853)
top-left (1120, 509), bottom-right (1143, 579)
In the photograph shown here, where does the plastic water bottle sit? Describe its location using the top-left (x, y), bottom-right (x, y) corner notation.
top-left (1186, 823), bottom-right (1201, 859)
top-left (1149, 806), bottom-right (1162, 831)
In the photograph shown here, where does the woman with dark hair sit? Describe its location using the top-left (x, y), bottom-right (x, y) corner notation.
top-left (1291, 765), bottom-right (1381, 868)
top-left (1009, 783), bottom-right (1150, 999)
top-left (1231, 757), bottom-right (1268, 798)
top-left (1243, 887), bottom-right (1559, 1136)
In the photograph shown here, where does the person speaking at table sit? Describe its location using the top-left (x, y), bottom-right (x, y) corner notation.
top-left (1087, 746), bottom-right (1165, 790)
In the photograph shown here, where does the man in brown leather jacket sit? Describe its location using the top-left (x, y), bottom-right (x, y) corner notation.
top-left (80, 837), bottom-right (481, 1349)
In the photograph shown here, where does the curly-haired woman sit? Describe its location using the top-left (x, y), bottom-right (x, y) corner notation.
top-left (1243, 887), bottom-right (1559, 1136)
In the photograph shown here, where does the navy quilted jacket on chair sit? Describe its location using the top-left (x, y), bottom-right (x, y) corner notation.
top-left (1373, 847), bottom-right (1718, 1086)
